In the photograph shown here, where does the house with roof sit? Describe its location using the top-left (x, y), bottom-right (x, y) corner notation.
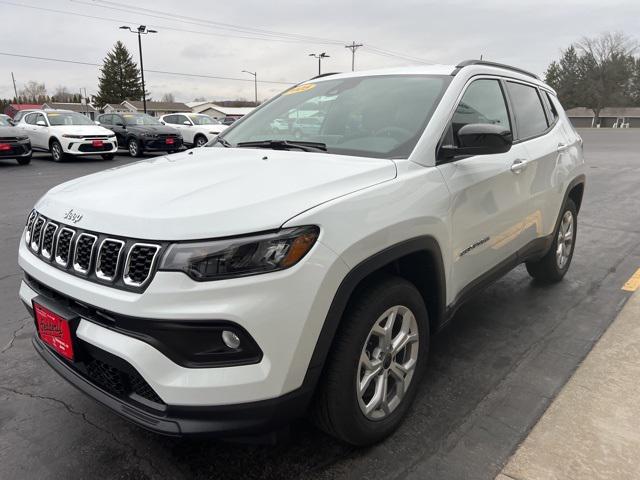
top-left (188, 101), bottom-right (254, 120)
top-left (3, 103), bottom-right (42, 118)
top-left (565, 107), bottom-right (640, 128)
top-left (41, 102), bottom-right (99, 120)
top-left (102, 100), bottom-right (191, 117)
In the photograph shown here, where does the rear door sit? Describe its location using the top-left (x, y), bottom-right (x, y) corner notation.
top-left (437, 77), bottom-right (531, 299)
top-left (505, 81), bottom-right (564, 243)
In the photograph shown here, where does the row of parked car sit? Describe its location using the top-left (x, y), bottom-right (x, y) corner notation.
top-left (0, 110), bottom-right (228, 166)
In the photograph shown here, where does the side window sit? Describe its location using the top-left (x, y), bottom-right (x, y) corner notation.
top-left (35, 113), bottom-right (47, 126)
top-left (25, 113), bottom-right (36, 125)
top-left (113, 115), bottom-right (124, 125)
top-left (445, 79), bottom-right (511, 147)
top-left (506, 82), bottom-right (549, 139)
top-left (99, 114), bottom-right (112, 125)
top-left (541, 91), bottom-right (559, 124)
top-left (176, 115), bottom-right (189, 124)
top-left (165, 115), bottom-right (178, 124)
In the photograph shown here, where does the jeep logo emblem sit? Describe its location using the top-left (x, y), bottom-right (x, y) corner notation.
top-left (63, 209), bottom-right (84, 224)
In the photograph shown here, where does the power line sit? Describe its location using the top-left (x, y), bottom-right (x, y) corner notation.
top-left (345, 41), bottom-right (363, 71)
top-left (0, 51), bottom-right (294, 85)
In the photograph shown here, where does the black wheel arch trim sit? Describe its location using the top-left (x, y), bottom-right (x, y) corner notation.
top-left (301, 236), bottom-right (446, 396)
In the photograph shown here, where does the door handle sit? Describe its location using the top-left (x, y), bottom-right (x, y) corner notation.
top-left (557, 143), bottom-right (570, 152)
top-left (510, 158), bottom-right (529, 174)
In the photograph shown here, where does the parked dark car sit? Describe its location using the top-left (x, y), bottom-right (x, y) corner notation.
top-left (97, 113), bottom-right (183, 157)
top-left (0, 126), bottom-right (32, 165)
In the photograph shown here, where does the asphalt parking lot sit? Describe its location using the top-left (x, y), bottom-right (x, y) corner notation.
top-left (1, 130), bottom-right (639, 480)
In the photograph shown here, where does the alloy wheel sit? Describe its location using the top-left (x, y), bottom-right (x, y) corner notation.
top-left (196, 137), bottom-right (207, 147)
top-left (129, 140), bottom-right (138, 156)
top-left (52, 143), bottom-right (62, 161)
top-left (357, 305), bottom-right (419, 421)
top-left (556, 210), bottom-right (574, 269)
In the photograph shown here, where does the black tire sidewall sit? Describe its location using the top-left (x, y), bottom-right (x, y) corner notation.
top-left (50, 141), bottom-right (63, 162)
top-left (17, 154), bottom-right (31, 165)
top-left (549, 198), bottom-right (578, 277)
top-left (325, 277), bottom-right (430, 445)
top-left (128, 138), bottom-right (140, 157)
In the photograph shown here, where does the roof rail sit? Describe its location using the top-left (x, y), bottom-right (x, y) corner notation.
top-left (310, 72), bottom-right (341, 80)
top-left (453, 60), bottom-right (539, 80)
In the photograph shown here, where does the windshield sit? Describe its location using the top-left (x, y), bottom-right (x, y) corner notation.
top-left (220, 75), bottom-right (451, 159)
top-left (47, 112), bottom-right (94, 126)
top-left (0, 116), bottom-right (10, 126)
top-left (122, 113), bottom-right (162, 126)
top-left (189, 114), bottom-right (219, 125)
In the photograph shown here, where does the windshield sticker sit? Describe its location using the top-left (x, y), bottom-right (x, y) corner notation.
top-left (284, 83), bottom-right (316, 96)
top-left (48, 113), bottom-right (60, 116)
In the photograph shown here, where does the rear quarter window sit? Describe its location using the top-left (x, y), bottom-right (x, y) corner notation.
top-left (506, 82), bottom-right (549, 140)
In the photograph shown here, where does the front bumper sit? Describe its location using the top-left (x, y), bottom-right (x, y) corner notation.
top-left (62, 139), bottom-right (117, 155)
top-left (140, 136), bottom-right (183, 151)
top-left (32, 335), bottom-right (311, 437)
top-left (0, 139), bottom-right (31, 158)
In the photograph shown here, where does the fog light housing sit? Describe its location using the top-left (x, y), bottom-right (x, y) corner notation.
top-left (222, 330), bottom-right (241, 349)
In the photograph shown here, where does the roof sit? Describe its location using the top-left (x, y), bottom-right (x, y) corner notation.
top-left (42, 102), bottom-right (98, 113)
top-left (186, 101), bottom-right (208, 108)
top-left (9, 104), bottom-right (41, 111)
top-left (123, 100), bottom-right (190, 112)
top-left (193, 104), bottom-right (254, 116)
top-left (566, 107), bottom-right (640, 118)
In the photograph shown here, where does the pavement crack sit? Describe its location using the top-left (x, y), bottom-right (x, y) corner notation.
top-left (0, 386), bottom-right (163, 478)
top-left (1, 317), bottom-right (30, 354)
top-left (0, 272), bottom-right (20, 282)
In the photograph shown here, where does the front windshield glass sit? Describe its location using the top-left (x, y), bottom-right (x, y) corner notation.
top-left (47, 112), bottom-right (94, 126)
top-left (220, 75), bottom-right (451, 159)
top-left (189, 114), bottom-right (219, 125)
top-left (0, 116), bottom-right (10, 126)
top-left (122, 113), bottom-right (162, 126)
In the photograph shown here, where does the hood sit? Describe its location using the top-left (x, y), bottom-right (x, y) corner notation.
top-left (36, 147), bottom-right (396, 240)
top-left (127, 124), bottom-right (180, 135)
top-left (50, 125), bottom-right (115, 136)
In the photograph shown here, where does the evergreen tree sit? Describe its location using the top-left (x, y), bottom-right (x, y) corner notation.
top-left (95, 41), bottom-right (144, 106)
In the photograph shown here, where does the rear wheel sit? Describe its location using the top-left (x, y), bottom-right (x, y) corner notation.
top-left (128, 138), bottom-right (142, 157)
top-left (313, 276), bottom-right (429, 446)
top-left (17, 154), bottom-right (32, 165)
top-left (526, 198), bottom-right (577, 283)
top-left (50, 140), bottom-right (64, 162)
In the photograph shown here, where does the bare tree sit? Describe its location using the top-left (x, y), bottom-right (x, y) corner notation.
top-left (576, 32), bottom-right (638, 119)
top-left (161, 92), bottom-right (175, 102)
top-left (19, 81), bottom-right (47, 102)
top-left (52, 86), bottom-right (75, 102)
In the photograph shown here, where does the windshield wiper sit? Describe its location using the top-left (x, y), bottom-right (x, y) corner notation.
top-left (236, 139), bottom-right (327, 152)
top-left (213, 136), bottom-right (233, 148)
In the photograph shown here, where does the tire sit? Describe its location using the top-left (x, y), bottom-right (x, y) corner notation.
top-left (312, 276), bottom-right (430, 446)
top-left (17, 153), bottom-right (32, 165)
top-left (101, 153), bottom-right (115, 160)
top-left (128, 138), bottom-right (142, 157)
top-left (194, 135), bottom-right (208, 148)
top-left (526, 198), bottom-right (578, 283)
top-left (50, 140), bottom-right (65, 162)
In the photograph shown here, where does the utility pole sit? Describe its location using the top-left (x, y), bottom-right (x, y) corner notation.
top-left (120, 25), bottom-right (157, 114)
top-left (11, 72), bottom-right (18, 101)
top-left (242, 70), bottom-right (258, 106)
top-left (309, 52), bottom-right (330, 76)
top-left (345, 41), bottom-right (363, 71)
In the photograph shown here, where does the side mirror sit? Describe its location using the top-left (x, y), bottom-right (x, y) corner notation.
top-left (440, 123), bottom-right (512, 160)
top-left (94, 120), bottom-right (100, 125)
top-left (160, 120), bottom-right (166, 125)
top-left (183, 120), bottom-right (191, 126)
top-left (36, 120), bottom-right (46, 127)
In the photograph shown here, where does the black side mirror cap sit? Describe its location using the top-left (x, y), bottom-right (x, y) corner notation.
top-left (440, 123), bottom-right (513, 161)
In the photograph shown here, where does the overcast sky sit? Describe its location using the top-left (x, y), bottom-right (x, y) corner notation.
top-left (1, 0), bottom-right (639, 104)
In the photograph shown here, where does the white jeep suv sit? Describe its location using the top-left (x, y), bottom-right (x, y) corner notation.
top-left (159, 113), bottom-right (227, 148)
top-left (17, 110), bottom-right (118, 161)
top-left (18, 60), bottom-right (585, 446)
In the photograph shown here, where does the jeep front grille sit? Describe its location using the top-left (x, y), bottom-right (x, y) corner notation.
top-left (24, 211), bottom-right (163, 292)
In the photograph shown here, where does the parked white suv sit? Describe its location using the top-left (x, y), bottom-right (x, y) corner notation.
top-left (159, 113), bottom-right (227, 148)
top-left (18, 61), bottom-right (585, 446)
top-left (17, 110), bottom-right (117, 161)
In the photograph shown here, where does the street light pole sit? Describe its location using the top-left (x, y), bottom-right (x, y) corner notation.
top-left (242, 70), bottom-right (258, 106)
top-left (309, 52), bottom-right (330, 76)
top-left (120, 25), bottom-right (157, 114)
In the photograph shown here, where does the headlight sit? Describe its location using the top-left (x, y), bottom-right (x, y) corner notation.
top-left (159, 226), bottom-right (319, 281)
top-left (208, 131), bottom-right (220, 135)
top-left (62, 134), bottom-right (84, 138)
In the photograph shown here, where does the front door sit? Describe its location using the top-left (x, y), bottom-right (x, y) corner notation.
top-left (437, 77), bottom-right (531, 300)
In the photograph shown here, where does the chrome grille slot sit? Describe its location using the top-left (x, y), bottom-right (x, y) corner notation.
top-left (55, 227), bottom-right (75, 267)
top-left (123, 243), bottom-right (160, 287)
top-left (41, 222), bottom-right (59, 260)
top-left (30, 216), bottom-right (45, 252)
top-left (73, 233), bottom-right (98, 274)
top-left (25, 210), bottom-right (37, 244)
top-left (96, 239), bottom-right (125, 282)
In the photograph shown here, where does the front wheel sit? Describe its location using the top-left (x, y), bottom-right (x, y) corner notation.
top-left (101, 153), bottom-right (115, 160)
top-left (194, 135), bottom-right (208, 148)
top-left (526, 198), bottom-right (577, 283)
top-left (128, 138), bottom-right (142, 157)
top-left (312, 276), bottom-right (429, 446)
top-left (17, 154), bottom-right (32, 165)
top-left (50, 140), bottom-right (65, 162)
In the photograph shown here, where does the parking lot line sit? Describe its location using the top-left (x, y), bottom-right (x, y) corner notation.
top-left (622, 268), bottom-right (640, 292)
